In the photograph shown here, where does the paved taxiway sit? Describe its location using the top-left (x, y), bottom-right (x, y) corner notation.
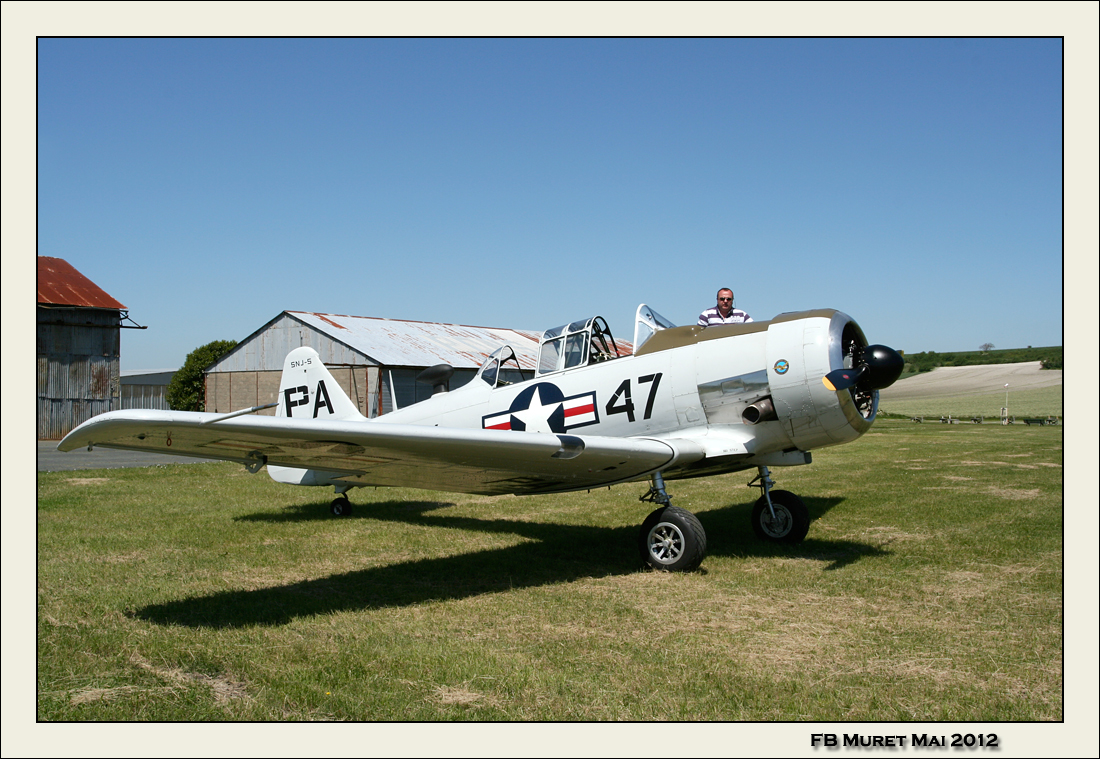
top-left (38, 441), bottom-right (217, 472)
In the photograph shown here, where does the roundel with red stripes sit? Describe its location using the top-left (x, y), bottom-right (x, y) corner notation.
top-left (481, 383), bottom-right (599, 433)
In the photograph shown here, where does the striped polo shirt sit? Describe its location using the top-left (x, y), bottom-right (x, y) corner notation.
top-left (697, 307), bottom-right (753, 327)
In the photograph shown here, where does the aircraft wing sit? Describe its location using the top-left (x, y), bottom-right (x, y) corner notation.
top-left (57, 410), bottom-right (705, 495)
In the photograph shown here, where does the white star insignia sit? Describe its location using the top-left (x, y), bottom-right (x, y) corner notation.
top-left (509, 386), bottom-right (561, 433)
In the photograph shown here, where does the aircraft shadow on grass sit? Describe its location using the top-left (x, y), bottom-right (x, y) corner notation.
top-left (135, 496), bottom-right (891, 629)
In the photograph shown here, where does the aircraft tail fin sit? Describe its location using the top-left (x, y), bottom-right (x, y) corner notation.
top-left (277, 347), bottom-right (365, 421)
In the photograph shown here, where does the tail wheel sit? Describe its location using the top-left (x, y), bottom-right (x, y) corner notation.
top-left (330, 497), bottom-right (353, 517)
top-left (751, 490), bottom-right (809, 543)
top-left (639, 506), bottom-right (707, 572)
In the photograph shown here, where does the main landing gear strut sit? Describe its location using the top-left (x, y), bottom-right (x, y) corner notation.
top-left (638, 472), bottom-right (707, 572)
top-left (637, 466), bottom-right (811, 572)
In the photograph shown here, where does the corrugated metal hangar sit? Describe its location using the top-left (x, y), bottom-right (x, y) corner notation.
top-left (120, 370), bottom-right (176, 411)
top-left (205, 311), bottom-right (543, 417)
top-left (37, 257), bottom-right (141, 438)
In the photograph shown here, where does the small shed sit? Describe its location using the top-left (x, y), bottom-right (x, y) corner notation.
top-left (37, 257), bottom-right (135, 438)
top-left (204, 311), bottom-right (542, 416)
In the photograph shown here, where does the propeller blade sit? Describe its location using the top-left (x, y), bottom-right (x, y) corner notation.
top-left (823, 366), bottom-right (865, 392)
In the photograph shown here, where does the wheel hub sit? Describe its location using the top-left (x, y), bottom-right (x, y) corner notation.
top-left (761, 506), bottom-right (791, 537)
top-left (648, 523), bottom-right (685, 564)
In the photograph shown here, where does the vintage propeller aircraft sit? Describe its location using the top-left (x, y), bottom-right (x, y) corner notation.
top-left (59, 305), bottom-right (903, 572)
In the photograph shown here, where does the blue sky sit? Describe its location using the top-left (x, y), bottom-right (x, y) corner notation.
top-left (36, 37), bottom-right (1065, 370)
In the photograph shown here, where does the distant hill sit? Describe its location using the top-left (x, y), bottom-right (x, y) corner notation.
top-left (884, 362), bottom-right (1061, 400)
top-left (878, 361), bottom-right (1063, 418)
top-left (901, 345), bottom-right (1062, 375)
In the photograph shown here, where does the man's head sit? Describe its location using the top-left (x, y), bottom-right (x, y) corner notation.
top-left (716, 288), bottom-right (734, 316)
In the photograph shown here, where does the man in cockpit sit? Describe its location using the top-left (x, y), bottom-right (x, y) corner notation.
top-left (698, 288), bottom-right (752, 326)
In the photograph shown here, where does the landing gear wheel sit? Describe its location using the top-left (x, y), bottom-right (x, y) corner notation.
top-left (639, 506), bottom-right (707, 572)
top-left (330, 496), bottom-right (353, 517)
top-left (751, 490), bottom-right (809, 543)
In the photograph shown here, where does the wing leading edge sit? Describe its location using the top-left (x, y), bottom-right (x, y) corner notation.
top-left (57, 410), bottom-right (703, 495)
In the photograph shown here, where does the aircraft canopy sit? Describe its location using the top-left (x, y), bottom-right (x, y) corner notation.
top-left (536, 316), bottom-right (623, 376)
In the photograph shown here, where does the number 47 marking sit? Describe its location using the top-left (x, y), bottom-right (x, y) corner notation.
top-left (605, 373), bottom-right (663, 422)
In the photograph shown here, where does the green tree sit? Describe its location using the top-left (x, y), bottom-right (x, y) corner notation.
top-left (166, 339), bottom-right (238, 411)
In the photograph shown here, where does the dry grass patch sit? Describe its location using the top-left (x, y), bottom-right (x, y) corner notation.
top-left (429, 683), bottom-right (500, 709)
top-left (939, 570), bottom-right (987, 601)
top-left (986, 486), bottom-right (1042, 501)
top-left (686, 591), bottom-right (946, 683)
top-left (130, 653), bottom-right (251, 706)
top-left (68, 684), bottom-right (176, 705)
top-left (93, 551), bottom-right (149, 564)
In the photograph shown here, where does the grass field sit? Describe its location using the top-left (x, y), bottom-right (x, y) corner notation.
top-left (36, 421), bottom-right (1063, 722)
top-left (878, 384), bottom-right (1063, 420)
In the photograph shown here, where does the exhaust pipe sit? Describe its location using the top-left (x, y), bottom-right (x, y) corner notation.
top-left (742, 396), bottom-right (778, 425)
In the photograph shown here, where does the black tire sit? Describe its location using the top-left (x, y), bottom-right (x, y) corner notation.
top-left (330, 497), bottom-right (353, 517)
top-left (750, 490), bottom-right (809, 543)
top-left (638, 506), bottom-right (707, 572)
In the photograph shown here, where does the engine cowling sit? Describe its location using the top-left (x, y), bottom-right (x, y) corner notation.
top-left (764, 310), bottom-right (898, 452)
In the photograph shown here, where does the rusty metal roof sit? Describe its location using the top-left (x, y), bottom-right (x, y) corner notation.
top-left (37, 257), bottom-right (126, 310)
top-left (288, 311), bottom-right (544, 370)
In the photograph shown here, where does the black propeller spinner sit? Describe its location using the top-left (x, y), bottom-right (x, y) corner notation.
top-left (823, 344), bottom-right (904, 393)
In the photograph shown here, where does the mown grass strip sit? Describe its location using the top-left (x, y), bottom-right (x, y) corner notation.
top-left (37, 423), bottom-right (1062, 721)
